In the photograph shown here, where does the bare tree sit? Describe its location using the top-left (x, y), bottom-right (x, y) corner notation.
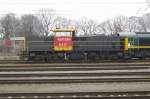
top-left (126, 16), bottom-right (139, 32)
top-left (0, 24), bottom-right (5, 38)
top-left (141, 14), bottom-right (150, 32)
top-left (0, 13), bottom-right (20, 39)
top-left (76, 17), bottom-right (99, 36)
top-left (54, 16), bottom-right (73, 28)
top-left (38, 9), bottom-right (57, 37)
top-left (145, 13), bottom-right (150, 31)
top-left (138, 16), bottom-right (148, 32)
top-left (112, 16), bottom-right (128, 33)
top-left (98, 19), bottom-right (113, 34)
top-left (0, 9), bottom-right (149, 40)
top-left (20, 14), bottom-right (43, 38)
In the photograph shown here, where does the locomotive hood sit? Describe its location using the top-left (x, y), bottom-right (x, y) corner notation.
top-left (117, 32), bottom-right (136, 37)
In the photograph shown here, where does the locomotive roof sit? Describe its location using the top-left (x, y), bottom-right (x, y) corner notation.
top-left (117, 32), bottom-right (136, 37)
top-left (136, 32), bottom-right (150, 34)
top-left (136, 34), bottom-right (150, 38)
top-left (77, 34), bottom-right (104, 37)
top-left (118, 32), bottom-right (150, 38)
top-left (76, 33), bottom-right (117, 37)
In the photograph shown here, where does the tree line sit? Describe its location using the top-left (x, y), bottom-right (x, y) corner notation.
top-left (0, 8), bottom-right (150, 39)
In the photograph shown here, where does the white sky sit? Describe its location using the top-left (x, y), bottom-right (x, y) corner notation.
top-left (0, 0), bottom-right (149, 22)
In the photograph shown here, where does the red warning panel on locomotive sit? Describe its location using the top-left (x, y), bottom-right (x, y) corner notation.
top-left (54, 37), bottom-right (73, 51)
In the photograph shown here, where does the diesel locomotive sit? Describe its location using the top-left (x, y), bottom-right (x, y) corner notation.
top-left (20, 28), bottom-right (150, 61)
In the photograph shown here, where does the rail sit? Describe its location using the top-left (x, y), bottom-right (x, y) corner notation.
top-left (0, 91), bottom-right (150, 99)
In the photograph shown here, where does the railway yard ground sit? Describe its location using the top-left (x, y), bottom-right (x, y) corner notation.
top-left (0, 61), bottom-right (150, 98)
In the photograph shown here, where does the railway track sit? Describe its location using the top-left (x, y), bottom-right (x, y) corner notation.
top-left (0, 63), bottom-right (149, 99)
top-left (0, 61), bottom-right (150, 66)
top-left (0, 63), bottom-right (149, 83)
top-left (0, 58), bottom-right (150, 64)
top-left (1, 91), bottom-right (150, 99)
top-left (0, 66), bottom-right (148, 71)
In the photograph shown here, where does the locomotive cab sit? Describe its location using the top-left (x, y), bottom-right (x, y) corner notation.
top-left (52, 28), bottom-right (75, 52)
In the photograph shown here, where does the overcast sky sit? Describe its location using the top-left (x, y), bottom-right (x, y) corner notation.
top-left (0, 0), bottom-right (149, 22)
